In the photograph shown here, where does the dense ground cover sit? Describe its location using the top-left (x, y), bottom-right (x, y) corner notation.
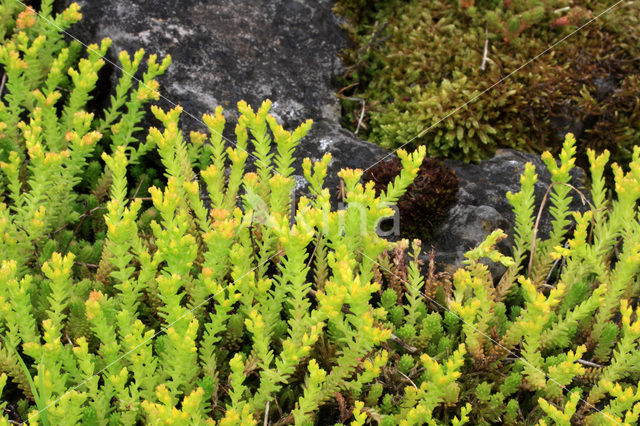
top-left (0, 1), bottom-right (639, 424)
top-left (335, 0), bottom-right (640, 168)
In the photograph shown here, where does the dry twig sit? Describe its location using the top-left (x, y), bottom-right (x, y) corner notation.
top-left (480, 29), bottom-right (489, 71)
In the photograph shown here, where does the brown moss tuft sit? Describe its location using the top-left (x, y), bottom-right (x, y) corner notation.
top-left (363, 156), bottom-right (459, 241)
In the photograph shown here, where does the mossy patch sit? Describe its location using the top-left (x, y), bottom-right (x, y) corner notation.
top-left (363, 156), bottom-right (459, 241)
top-left (335, 0), bottom-right (640, 166)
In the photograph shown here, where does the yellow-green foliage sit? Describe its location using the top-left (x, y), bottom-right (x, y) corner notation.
top-left (0, 94), bottom-right (426, 423)
top-left (0, 0), bottom-right (169, 281)
top-left (336, 0), bottom-right (640, 163)
top-left (3, 1), bottom-right (640, 425)
top-left (451, 134), bottom-right (640, 424)
top-left (354, 133), bottom-right (640, 425)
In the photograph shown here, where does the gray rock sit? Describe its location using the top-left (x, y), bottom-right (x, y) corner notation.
top-left (63, 0), bottom-right (348, 131)
top-left (424, 148), bottom-right (591, 279)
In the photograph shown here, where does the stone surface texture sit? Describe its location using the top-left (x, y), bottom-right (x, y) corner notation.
top-left (429, 149), bottom-right (590, 278)
top-left (61, 0), bottom-right (590, 278)
top-left (66, 0), bottom-right (346, 129)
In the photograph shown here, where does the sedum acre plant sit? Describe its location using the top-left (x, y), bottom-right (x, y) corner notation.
top-left (0, 90), bottom-right (428, 422)
top-left (0, 0), bottom-right (170, 281)
top-left (2, 1), bottom-right (640, 425)
top-left (353, 133), bottom-right (640, 425)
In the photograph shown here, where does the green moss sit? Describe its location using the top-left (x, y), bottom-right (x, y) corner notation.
top-left (397, 353), bottom-right (414, 374)
top-left (336, 0), bottom-right (640, 166)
